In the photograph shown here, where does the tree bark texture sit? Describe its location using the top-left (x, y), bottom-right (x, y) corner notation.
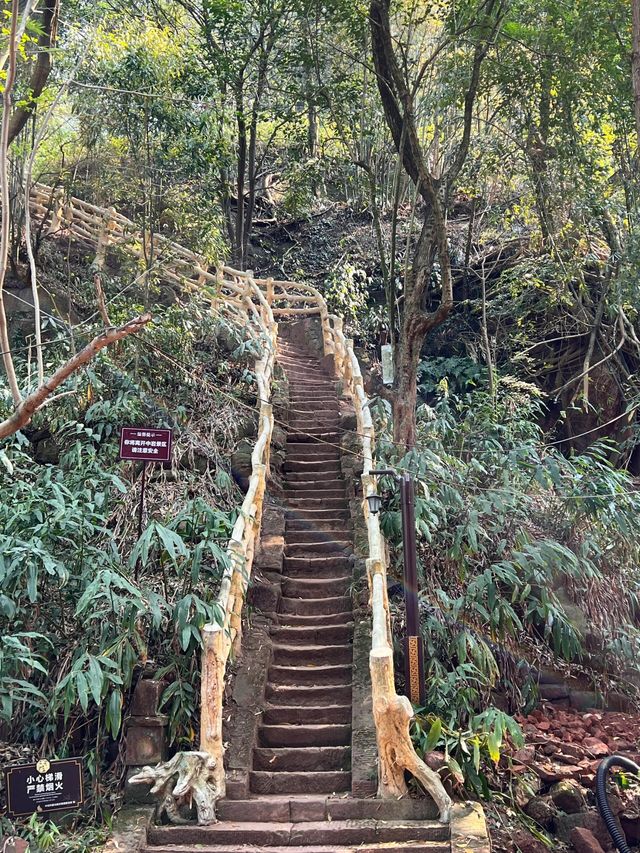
top-left (370, 646), bottom-right (452, 821)
top-left (633, 0), bottom-right (640, 152)
top-left (369, 0), bottom-right (504, 449)
top-left (8, 0), bottom-right (60, 145)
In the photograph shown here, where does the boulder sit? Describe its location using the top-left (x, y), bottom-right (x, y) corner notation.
top-left (555, 811), bottom-right (615, 850)
top-left (0, 839), bottom-right (28, 853)
top-left (512, 830), bottom-right (547, 853)
top-left (524, 795), bottom-right (556, 829)
top-left (230, 440), bottom-right (253, 488)
top-left (550, 780), bottom-right (586, 814)
top-left (620, 813), bottom-right (640, 844)
top-left (570, 827), bottom-right (606, 853)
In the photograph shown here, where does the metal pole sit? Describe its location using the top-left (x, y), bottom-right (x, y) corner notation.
top-left (135, 462), bottom-right (147, 580)
top-left (400, 473), bottom-right (425, 705)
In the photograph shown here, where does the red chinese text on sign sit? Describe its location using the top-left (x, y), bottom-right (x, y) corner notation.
top-left (119, 427), bottom-right (173, 462)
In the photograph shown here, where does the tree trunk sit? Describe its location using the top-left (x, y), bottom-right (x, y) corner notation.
top-left (7, 0), bottom-right (59, 145)
top-left (392, 318), bottom-right (423, 449)
top-left (242, 54), bottom-right (269, 267)
top-left (633, 0), bottom-right (640, 152)
top-left (234, 85), bottom-right (247, 268)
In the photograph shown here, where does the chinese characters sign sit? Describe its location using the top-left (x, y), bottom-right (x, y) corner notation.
top-left (4, 758), bottom-right (84, 818)
top-left (119, 427), bottom-right (172, 462)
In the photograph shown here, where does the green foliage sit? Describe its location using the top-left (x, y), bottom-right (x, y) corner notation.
top-left (413, 708), bottom-right (525, 797)
top-left (324, 262), bottom-right (383, 340)
top-left (0, 433), bottom-right (234, 746)
top-left (375, 369), bottom-right (640, 788)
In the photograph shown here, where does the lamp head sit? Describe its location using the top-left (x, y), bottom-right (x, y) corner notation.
top-left (366, 493), bottom-right (382, 515)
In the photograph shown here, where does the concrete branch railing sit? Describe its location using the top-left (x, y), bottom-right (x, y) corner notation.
top-left (325, 316), bottom-right (452, 822)
top-left (29, 183), bottom-right (450, 819)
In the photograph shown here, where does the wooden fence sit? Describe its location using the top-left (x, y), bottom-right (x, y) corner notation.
top-left (29, 184), bottom-right (450, 819)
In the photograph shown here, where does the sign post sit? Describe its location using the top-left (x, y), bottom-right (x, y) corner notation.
top-left (4, 757), bottom-right (84, 819)
top-left (119, 427), bottom-right (173, 578)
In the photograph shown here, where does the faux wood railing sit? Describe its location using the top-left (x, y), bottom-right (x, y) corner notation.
top-left (29, 184), bottom-right (449, 819)
top-left (326, 318), bottom-right (452, 820)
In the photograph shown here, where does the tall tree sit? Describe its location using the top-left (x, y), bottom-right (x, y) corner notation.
top-left (633, 0), bottom-right (640, 150)
top-left (369, 0), bottom-right (506, 448)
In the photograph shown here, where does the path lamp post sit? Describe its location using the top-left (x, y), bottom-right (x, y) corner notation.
top-left (366, 469), bottom-right (425, 706)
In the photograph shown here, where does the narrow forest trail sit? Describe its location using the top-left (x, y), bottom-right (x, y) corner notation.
top-left (140, 337), bottom-right (450, 852)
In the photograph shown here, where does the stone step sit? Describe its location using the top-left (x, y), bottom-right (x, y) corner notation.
top-left (285, 448), bottom-right (342, 461)
top-left (278, 357), bottom-right (327, 367)
top-left (288, 405), bottom-right (340, 415)
top-left (258, 722), bottom-right (352, 748)
top-left (265, 683), bottom-right (352, 707)
top-left (286, 520), bottom-right (353, 534)
top-left (141, 843), bottom-right (448, 853)
top-left (287, 420), bottom-right (340, 432)
top-left (287, 387), bottom-right (337, 397)
top-left (285, 470), bottom-right (343, 483)
top-left (216, 794), bottom-right (440, 823)
top-left (284, 535), bottom-right (352, 550)
top-left (283, 554), bottom-right (351, 571)
top-left (250, 772), bottom-right (352, 796)
top-left (279, 365), bottom-right (328, 375)
top-left (275, 611), bottom-right (353, 627)
top-left (286, 476), bottom-right (343, 489)
top-left (286, 382), bottom-right (336, 392)
top-left (284, 471), bottom-right (347, 490)
top-left (284, 459), bottom-right (342, 473)
top-left (146, 818), bottom-right (449, 847)
top-left (279, 595), bottom-right (352, 615)
top-left (284, 539), bottom-right (351, 554)
top-left (268, 663), bottom-right (352, 686)
top-left (285, 375), bottom-right (335, 384)
top-left (285, 507), bottom-right (351, 521)
top-left (288, 397), bottom-right (342, 406)
top-left (280, 365), bottom-right (330, 377)
top-left (271, 644), bottom-right (352, 667)
top-left (286, 496), bottom-right (348, 509)
top-left (271, 624), bottom-right (353, 646)
top-left (282, 576), bottom-right (351, 598)
top-left (281, 566), bottom-right (350, 581)
top-left (253, 745), bottom-right (351, 772)
top-left (287, 414), bottom-right (340, 424)
top-left (284, 482), bottom-right (346, 495)
top-left (262, 704), bottom-right (352, 726)
top-left (288, 429), bottom-right (342, 447)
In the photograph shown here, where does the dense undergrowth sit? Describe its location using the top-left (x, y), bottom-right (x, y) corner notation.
top-left (0, 251), bottom-right (267, 845)
top-left (371, 360), bottom-right (640, 796)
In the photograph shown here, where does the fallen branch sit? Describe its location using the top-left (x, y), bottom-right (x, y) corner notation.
top-left (0, 314), bottom-right (151, 439)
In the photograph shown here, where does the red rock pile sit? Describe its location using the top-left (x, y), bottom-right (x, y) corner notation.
top-left (513, 704), bottom-right (640, 789)
top-left (497, 703), bottom-right (640, 852)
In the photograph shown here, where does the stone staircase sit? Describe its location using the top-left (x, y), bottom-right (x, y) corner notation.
top-left (140, 336), bottom-right (450, 852)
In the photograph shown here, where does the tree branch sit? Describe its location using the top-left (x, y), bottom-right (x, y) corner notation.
top-left (445, 0), bottom-right (506, 190)
top-left (0, 314), bottom-right (152, 439)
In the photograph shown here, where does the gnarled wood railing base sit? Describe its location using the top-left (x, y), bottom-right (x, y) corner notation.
top-left (128, 752), bottom-right (220, 826)
top-left (371, 648), bottom-right (452, 823)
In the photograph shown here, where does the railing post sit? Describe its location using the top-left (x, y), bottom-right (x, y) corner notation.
top-left (94, 207), bottom-right (116, 269)
top-left (47, 191), bottom-right (65, 235)
top-left (200, 623), bottom-right (227, 796)
top-left (319, 304), bottom-right (334, 357)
